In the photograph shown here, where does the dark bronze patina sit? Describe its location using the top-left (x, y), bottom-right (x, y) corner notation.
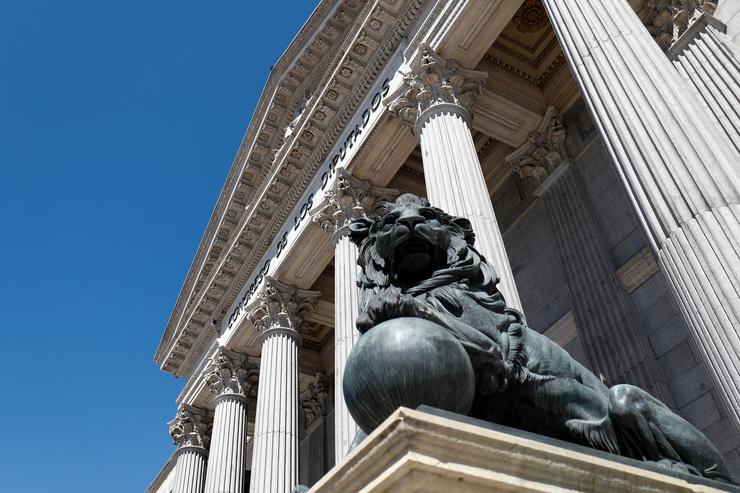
top-left (343, 194), bottom-right (735, 484)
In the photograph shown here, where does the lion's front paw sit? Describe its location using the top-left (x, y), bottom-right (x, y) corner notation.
top-left (357, 288), bottom-right (423, 333)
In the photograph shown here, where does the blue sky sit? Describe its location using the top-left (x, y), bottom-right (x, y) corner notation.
top-left (0, 1), bottom-right (317, 491)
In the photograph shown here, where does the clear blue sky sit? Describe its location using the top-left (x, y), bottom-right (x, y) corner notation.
top-left (0, 1), bottom-right (318, 491)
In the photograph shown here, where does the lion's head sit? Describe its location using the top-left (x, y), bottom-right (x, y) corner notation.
top-left (349, 194), bottom-right (501, 315)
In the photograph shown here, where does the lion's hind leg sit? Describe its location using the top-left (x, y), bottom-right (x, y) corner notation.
top-left (565, 416), bottom-right (620, 455)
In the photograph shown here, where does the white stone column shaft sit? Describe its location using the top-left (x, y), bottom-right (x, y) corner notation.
top-left (333, 234), bottom-right (360, 458)
top-left (541, 0), bottom-right (740, 430)
top-left (386, 46), bottom-right (522, 311)
top-left (202, 348), bottom-right (255, 493)
top-left (203, 394), bottom-right (248, 493)
top-left (248, 278), bottom-right (318, 493)
top-left (174, 448), bottom-right (208, 493)
top-left (312, 168), bottom-right (397, 461)
top-left (417, 106), bottom-right (521, 311)
top-left (250, 331), bottom-right (299, 493)
top-left (671, 15), bottom-right (740, 156)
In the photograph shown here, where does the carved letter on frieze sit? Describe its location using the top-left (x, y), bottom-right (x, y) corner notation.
top-left (506, 107), bottom-right (568, 186)
top-left (204, 347), bottom-right (258, 398)
top-left (169, 405), bottom-right (210, 449)
top-left (385, 43), bottom-right (488, 131)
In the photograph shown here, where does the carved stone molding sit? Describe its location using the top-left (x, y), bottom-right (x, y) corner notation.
top-left (505, 106), bottom-right (567, 186)
top-left (168, 405), bottom-right (210, 449)
top-left (247, 276), bottom-right (319, 337)
top-left (643, 0), bottom-right (717, 50)
top-left (386, 43), bottom-right (488, 131)
top-left (513, 0), bottom-right (549, 34)
top-left (301, 373), bottom-right (329, 428)
top-left (312, 168), bottom-right (398, 240)
top-left (204, 347), bottom-right (258, 398)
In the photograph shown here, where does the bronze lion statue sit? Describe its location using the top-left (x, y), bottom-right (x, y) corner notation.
top-left (344, 193), bottom-right (734, 484)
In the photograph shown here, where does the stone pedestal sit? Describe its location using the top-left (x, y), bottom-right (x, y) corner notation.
top-left (248, 277), bottom-right (319, 493)
top-left (309, 407), bottom-right (735, 493)
top-left (203, 348), bottom-right (256, 493)
top-left (541, 0), bottom-right (740, 433)
top-left (386, 45), bottom-right (522, 312)
top-left (312, 168), bottom-right (397, 461)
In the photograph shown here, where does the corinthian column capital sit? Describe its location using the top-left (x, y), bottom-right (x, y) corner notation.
top-left (385, 43), bottom-right (488, 133)
top-left (312, 168), bottom-right (398, 241)
top-left (506, 107), bottom-right (568, 187)
top-left (643, 0), bottom-right (717, 50)
top-left (204, 347), bottom-right (257, 399)
top-left (247, 277), bottom-right (319, 342)
top-left (168, 404), bottom-right (210, 450)
top-left (300, 373), bottom-right (329, 428)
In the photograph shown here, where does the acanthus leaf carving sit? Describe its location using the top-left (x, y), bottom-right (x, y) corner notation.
top-left (643, 0), bottom-right (717, 50)
top-left (204, 347), bottom-right (258, 398)
top-left (385, 43), bottom-right (488, 129)
top-left (312, 168), bottom-right (398, 236)
top-left (247, 277), bottom-right (319, 333)
top-left (168, 405), bottom-right (210, 449)
top-left (506, 107), bottom-right (568, 186)
top-left (300, 373), bottom-right (329, 427)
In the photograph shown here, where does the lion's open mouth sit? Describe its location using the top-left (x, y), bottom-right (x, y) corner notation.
top-left (392, 236), bottom-right (445, 289)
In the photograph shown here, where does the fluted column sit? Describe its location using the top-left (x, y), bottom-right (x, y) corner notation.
top-left (248, 278), bottom-right (319, 493)
top-left (507, 108), bottom-right (664, 397)
top-left (386, 44), bottom-right (522, 311)
top-left (312, 168), bottom-right (397, 461)
top-left (169, 405), bottom-right (210, 493)
top-left (203, 348), bottom-right (257, 493)
top-left (542, 0), bottom-right (740, 431)
top-left (670, 13), bottom-right (740, 156)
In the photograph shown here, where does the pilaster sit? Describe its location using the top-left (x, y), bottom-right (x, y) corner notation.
top-left (507, 108), bottom-right (666, 399)
top-left (541, 0), bottom-right (740, 433)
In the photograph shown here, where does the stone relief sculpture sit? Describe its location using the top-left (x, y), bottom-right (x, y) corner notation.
top-left (342, 193), bottom-right (735, 484)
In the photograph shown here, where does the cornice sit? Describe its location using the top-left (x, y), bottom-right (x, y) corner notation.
top-left (159, 0), bottom-right (424, 377)
top-left (156, 0), bottom-right (358, 367)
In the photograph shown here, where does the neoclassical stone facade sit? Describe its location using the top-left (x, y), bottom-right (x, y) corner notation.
top-left (147, 1), bottom-right (740, 492)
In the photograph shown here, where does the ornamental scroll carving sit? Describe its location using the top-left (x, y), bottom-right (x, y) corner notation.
top-left (300, 373), bottom-right (329, 428)
top-left (168, 405), bottom-right (210, 449)
top-left (204, 347), bottom-right (258, 398)
top-left (312, 168), bottom-right (398, 236)
top-left (247, 277), bottom-right (319, 333)
top-left (643, 0), bottom-right (718, 50)
top-left (385, 43), bottom-right (488, 128)
top-left (506, 107), bottom-right (568, 186)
